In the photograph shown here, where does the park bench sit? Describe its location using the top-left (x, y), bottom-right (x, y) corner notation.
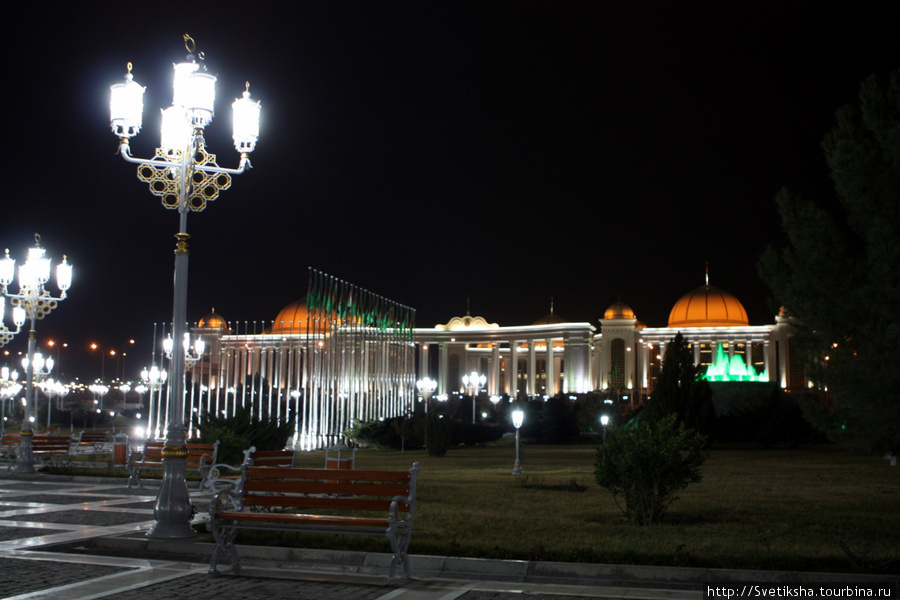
top-left (205, 446), bottom-right (298, 492)
top-left (30, 435), bottom-right (73, 467)
top-left (1, 433), bottom-right (20, 467)
top-left (73, 431), bottom-right (109, 451)
top-left (126, 440), bottom-right (219, 489)
top-left (207, 462), bottom-right (420, 582)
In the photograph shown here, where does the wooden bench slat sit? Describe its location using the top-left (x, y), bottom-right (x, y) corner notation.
top-left (243, 496), bottom-right (398, 512)
top-left (216, 512), bottom-right (390, 529)
top-left (126, 440), bottom-right (219, 489)
top-left (243, 480), bottom-right (409, 496)
top-left (245, 466), bottom-right (411, 481)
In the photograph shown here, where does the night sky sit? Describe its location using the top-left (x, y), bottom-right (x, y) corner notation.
top-left (1, 1), bottom-right (896, 382)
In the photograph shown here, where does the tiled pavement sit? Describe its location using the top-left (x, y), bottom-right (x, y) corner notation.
top-left (1, 473), bottom-right (894, 600)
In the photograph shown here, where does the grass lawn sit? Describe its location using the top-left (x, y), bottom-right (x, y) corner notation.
top-left (43, 440), bottom-right (899, 573)
top-left (277, 442), bottom-right (898, 574)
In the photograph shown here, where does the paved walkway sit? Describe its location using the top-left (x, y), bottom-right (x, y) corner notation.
top-left (0, 473), bottom-right (699, 600)
top-left (1, 473), bottom-right (894, 600)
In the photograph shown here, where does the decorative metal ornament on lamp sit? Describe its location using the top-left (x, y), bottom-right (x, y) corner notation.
top-left (109, 34), bottom-right (260, 538)
top-left (0, 234), bottom-right (72, 473)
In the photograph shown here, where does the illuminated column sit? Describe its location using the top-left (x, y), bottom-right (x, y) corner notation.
top-left (508, 340), bottom-right (518, 398)
top-left (438, 341), bottom-right (448, 396)
top-left (490, 342), bottom-right (500, 395)
top-left (544, 338), bottom-right (554, 396)
top-left (527, 342), bottom-right (536, 397)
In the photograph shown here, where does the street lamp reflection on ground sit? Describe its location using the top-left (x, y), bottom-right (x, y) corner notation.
top-left (0, 235), bottom-right (72, 473)
top-left (511, 408), bottom-right (524, 476)
top-left (110, 34), bottom-right (260, 538)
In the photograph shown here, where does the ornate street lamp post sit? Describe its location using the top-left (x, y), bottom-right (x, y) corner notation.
top-left (462, 371), bottom-right (486, 423)
top-left (511, 408), bottom-right (524, 476)
top-left (109, 34), bottom-right (260, 538)
top-left (1, 367), bottom-right (22, 436)
top-left (416, 377), bottom-right (437, 413)
top-left (0, 235), bottom-right (72, 473)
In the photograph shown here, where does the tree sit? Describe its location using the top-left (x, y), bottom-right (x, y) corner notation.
top-left (642, 332), bottom-right (715, 439)
top-left (594, 413), bottom-right (708, 525)
top-left (758, 71), bottom-right (900, 457)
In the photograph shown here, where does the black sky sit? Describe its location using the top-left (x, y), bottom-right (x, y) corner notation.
top-left (1, 0), bottom-right (896, 381)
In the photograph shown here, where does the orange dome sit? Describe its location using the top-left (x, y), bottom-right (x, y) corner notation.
top-left (603, 301), bottom-right (636, 320)
top-left (198, 308), bottom-right (229, 331)
top-left (272, 298), bottom-right (332, 334)
top-left (532, 313), bottom-right (567, 325)
top-left (667, 285), bottom-right (749, 328)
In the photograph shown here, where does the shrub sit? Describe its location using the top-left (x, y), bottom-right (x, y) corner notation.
top-left (194, 404), bottom-right (294, 466)
top-left (594, 413), bottom-right (708, 525)
top-left (424, 413), bottom-right (450, 457)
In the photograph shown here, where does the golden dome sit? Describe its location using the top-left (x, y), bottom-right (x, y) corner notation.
top-left (603, 301), bottom-right (636, 320)
top-left (198, 308), bottom-right (229, 331)
top-left (272, 298), bottom-right (332, 334)
top-left (532, 312), bottom-right (567, 325)
top-left (668, 285), bottom-right (749, 328)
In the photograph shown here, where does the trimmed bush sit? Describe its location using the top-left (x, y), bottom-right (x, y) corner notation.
top-left (594, 413), bottom-right (708, 525)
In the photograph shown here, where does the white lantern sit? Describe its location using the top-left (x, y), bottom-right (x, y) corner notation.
top-left (173, 61), bottom-right (216, 128)
top-left (232, 83), bottom-right (260, 153)
top-left (512, 409), bottom-right (524, 429)
top-left (109, 63), bottom-right (145, 138)
top-left (0, 249), bottom-right (15, 286)
top-left (56, 256), bottom-right (72, 292)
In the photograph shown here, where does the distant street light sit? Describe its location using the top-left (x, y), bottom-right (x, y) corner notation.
top-left (1, 367), bottom-right (22, 436)
top-left (140, 364), bottom-right (168, 440)
top-left (511, 408), bottom-right (524, 476)
top-left (416, 377), bottom-right (437, 413)
top-left (0, 235), bottom-right (72, 472)
top-left (462, 371), bottom-right (486, 423)
top-left (109, 34), bottom-right (260, 538)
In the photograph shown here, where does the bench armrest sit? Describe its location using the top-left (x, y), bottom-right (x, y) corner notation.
top-left (389, 495), bottom-right (415, 526)
top-left (210, 487), bottom-right (243, 514)
top-left (205, 462), bottom-right (243, 491)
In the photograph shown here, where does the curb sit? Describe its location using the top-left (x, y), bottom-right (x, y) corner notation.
top-left (78, 534), bottom-right (899, 590)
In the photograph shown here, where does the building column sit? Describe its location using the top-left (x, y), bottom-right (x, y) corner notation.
top-left (490, 342), bottom-right (500, 396)
top-left (508, 341), bottom-right (519, 398)
top-left (438, 341), bottom-right (449, 396)
top-left (527, 342), bottom-right (536, 397)
top-left (545, 338), bottom-right (555, 397)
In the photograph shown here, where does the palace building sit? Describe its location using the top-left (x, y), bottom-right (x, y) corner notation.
top-left (166, 274), bottom-right (805, 449)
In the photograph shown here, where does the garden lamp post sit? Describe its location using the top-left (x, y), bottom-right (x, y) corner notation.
top-left (511, 408), bottom-right (524, 475)
top-left (600, 414), bottom-right (610, 441)
top-left (0, 236), bottom-right (72, 473)
top-left (462, 371), bottom-right (486, 423)
top-left (109, 33), bottom-right (260, 538)
top-left (1, 367), bottom-right (22, 436)
top-left (416, 377), bottom-right (437, 413)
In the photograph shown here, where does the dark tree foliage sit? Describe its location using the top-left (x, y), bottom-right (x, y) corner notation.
top-left (642, 332), bottom-right (716, 440)
top-left (758, 71), bottom-right (900, 456)
top-left (194, 403), bottom-right (295, 466)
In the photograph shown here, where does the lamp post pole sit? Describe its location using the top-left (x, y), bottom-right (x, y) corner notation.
top-left (109, 34), bottom-right (260, 538)
top-left (462, 371), bottom-right (486, 424)
top-left (0, 236), bottom-right (72, 473)
top-left (511, 408), bottom-right (524, 475)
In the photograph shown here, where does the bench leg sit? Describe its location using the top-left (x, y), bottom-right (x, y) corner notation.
top-left (208, 520), bottom-right (241, 575)
top-left (126, 467), bottom-right (142, 489)
top-left (386, 528), bottom-right (412, 582)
